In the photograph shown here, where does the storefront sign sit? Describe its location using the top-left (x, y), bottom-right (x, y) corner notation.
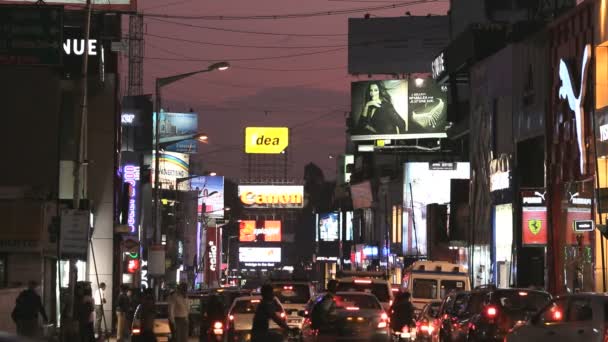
top-left (63, 39), bottom-right (97, 55)
top-left (568, 192), bottom-right (592, 206)
top-left (204, 226), bottom-right (222, 286)
top-left (238, 185), bottom-right (304, 208)
top-left (123, 165), bottom-right (140, 234)
top-left (208, 241), bottom-right (217, 272)
top-left (429, 161), bottom-right (457, 170)
top-left (574, 220), bottom-right (594, 232)
top-left (558, 44), bottom-right (591, 174)
top-left (522, 207), bottom-right (548, 246)
top-left (490, 172), bottom-right (510, 191)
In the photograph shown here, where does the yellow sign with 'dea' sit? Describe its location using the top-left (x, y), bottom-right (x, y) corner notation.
top-left (245, 127), bottom-right (289, 154)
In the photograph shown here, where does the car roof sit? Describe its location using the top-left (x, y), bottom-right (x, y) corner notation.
top-left (336, 277), bottom-right (390, 284)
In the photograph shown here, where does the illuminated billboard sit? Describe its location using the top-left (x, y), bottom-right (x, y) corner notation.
top-left (0, 0), bottom-right (135, 11)
top-left (239, 247), bottom-right (281, 266)
top-left (239, 220), bottom-right (282, 242)
top-left (238, 185), bottom-right (304, 209)
top-left (317, 213), bottom-right (339, 242)
top-left (153, 112), bottom-right (199, 153)
top-left (245, 127), bottom-right (289, 154)
top-left (349, 79), bottom-right (448, 141)
top-left (151, 151), bottom-right (189, 190)
top-left (188, 176), bottom-right (225, 219)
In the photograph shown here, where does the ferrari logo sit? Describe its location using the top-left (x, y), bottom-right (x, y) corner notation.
top-left (528, 219), bottom-right (542, 235)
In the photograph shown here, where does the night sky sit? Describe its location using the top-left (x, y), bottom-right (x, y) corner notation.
top-left (135, 0), bottom-right (449, 180)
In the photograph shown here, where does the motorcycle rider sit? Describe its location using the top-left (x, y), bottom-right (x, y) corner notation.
top-left (390, 291), bottom-right (414, 333)
top-left (310, 279), bottom-right (338, 340)
top-left (251, 284), bottom-right (292, 342)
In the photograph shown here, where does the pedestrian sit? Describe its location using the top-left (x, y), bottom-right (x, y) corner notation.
top-left (11, 280), bottom-right (48, 337)
top-left (116, 284), bottom-right (131, 342)
top-left (168, 283), bottom-right (189, 342)
top-left (251, 284), bottom-right (292, 342)
top-left (77, 285), bottom-right (96, 342)
top-left (94, 282), bottom-right (107, 338)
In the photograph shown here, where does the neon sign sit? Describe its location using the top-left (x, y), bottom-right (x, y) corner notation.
top-left (208, 241), bottom-right (217, 272)
top-left (123, 165), bottom-right (140, 234)
top-left (558, 44), bottom-right (591, 175)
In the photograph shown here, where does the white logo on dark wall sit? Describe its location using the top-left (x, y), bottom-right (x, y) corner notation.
top-left (63, 39), bottom-right (98, 55)
top-left (558, 44), bottom-right (591, 175)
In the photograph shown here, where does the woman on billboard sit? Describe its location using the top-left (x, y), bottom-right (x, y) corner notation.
top-left (356, 81), bottom-right (405, 135)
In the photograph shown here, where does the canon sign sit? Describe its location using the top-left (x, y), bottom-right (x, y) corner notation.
top-left (238, 185), bottom-right (304, 209)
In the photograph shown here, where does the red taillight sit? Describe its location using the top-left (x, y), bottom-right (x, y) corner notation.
top-left (486, 306), bottom-right (497, 318)
top-left (354, 279), bottom-right (372, 284)
top-left (214, 322), bottom-right (223, 330)
top-left (402, 326), bottom-right (409, 333)
top-left (283, 286), bottom-right (293, 290)
top-left (553, 309), bottom-right (562, 320)
top-left (346, 306), bottom-right (360, 311)
top-left (381, 312), bottom-right (388, 321)
top-left (229, 315), bottom-right (234, 321)
top-left (280, 312), bottom-right (286, 319)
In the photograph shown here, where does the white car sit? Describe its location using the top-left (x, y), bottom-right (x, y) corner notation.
top-left (270, 281), bottom-right (316, 331)
top-left (131, 302), bottom-right (172, 341)
top-left (506, 293), bottom-right (608, 342)
top-left (335, 275), bottom-right (394, 311)
top-left (226, 295), bottom-right (287, 342)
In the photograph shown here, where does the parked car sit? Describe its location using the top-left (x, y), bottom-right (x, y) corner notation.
top-left (506, 293), bottom-right (608, 342)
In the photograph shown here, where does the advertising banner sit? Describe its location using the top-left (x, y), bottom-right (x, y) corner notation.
top-left (238, 185), bottom-right (304, 209)
top-left (245, 127), bottom-right (289, 154)
top-left (239, 220), bottom-right (282, 242)
top-left (205, 226), bottom-right (222, 287)
top-left (522, 207), bottom-right (548, 245)
top-left (189, 176), bottom-right (225, 219)
top-left (349, 79), bottom-right (448, 141)
top-left (318, 213), bottom-right (340, 242)
top-left (121, 162), bottom-right (141, 235)
top-left (60, 209), bottom-right (89, 260)
top-left (153, 112), bottom-right (199, 153)
top-left (0, 0), bottom-right (135, 11)
top-left (239, 247), bottom-right (281, 267)
top-left (566, 208), bottom-right (592, 245)
top-left (151, 151), bottom-right (189, 190)
top-left (0, 6), bottom-right (63, 66)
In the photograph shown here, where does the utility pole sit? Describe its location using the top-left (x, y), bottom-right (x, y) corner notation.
top-left (66, 0), bottom-right (93, 339)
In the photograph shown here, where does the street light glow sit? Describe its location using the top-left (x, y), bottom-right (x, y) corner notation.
top-left (197, 135), bottom-right (209, 142)
top-left (209, 172), bottom-right (217, 176)
top-left (209, 61), bottom-right (230, 71)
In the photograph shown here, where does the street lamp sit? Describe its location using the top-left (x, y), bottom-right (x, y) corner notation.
top-left (153, 61), bottom-right (230, 249)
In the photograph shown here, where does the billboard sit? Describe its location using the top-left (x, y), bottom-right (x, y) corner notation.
top-left (0, 0), bottom-right (135, 11)
top-left (351, 181), bottom-right (373, 209)
top-left (318, 213), bottom-right (340, 242)
top-left (245, 127), bottom-right (289, 154)
top-left (204, 226), bottom-right (222, 287)
top-left (349, 79), bottom-right (448, 141)
top-left (0, 6), bottom-right (63, 66)
top-left (239, 247), bottom-right (281, 266)
top-left (188, 176), bottom-right (225, 219)
top-left (239, 220), bottom-right (282, 242)
top-left (151, 151), bottom-right (189, 190)
top-left (522, 207), bottom-right (548, 246)
top-left (153, 112), bottom-right (199, 153)
top-left (348, 16), bottom-right (449, 75)
top-left (238, 185), bottom-right (304, 209)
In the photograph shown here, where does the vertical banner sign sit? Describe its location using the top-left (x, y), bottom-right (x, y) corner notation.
top-left (123, 165), bottom-right (140, 235)
top-left (205, 226), bottom-right (222, 287)
top-left (521, 190), bottom-right (548, 246)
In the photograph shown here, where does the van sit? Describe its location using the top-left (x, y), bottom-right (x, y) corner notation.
top-left (402, 261), bottom-right (470, 312)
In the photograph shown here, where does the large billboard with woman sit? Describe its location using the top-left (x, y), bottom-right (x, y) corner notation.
top-left (349, 79), bottom-right (448, 140)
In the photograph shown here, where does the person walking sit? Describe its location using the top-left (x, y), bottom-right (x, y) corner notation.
top-left (94, 282), bottom-right (107, 338)
top-left (168, 283), bottom-right (189, 342)
top-left (11, 280), bottom-right (48, 338)
top-left (116, 284), bottom-right (131, 342)
top-left (251, 284), bottom-right (292, 342)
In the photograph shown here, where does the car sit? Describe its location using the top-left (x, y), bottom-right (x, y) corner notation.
top-left (269, 281), bottom-right (316, 333)
top-left (226, 295), bottom-right (287, 342)
top-left (335, 272), bottom-right (394, 311)
top-left (505, 293), bottom-right (608, 342)
top-left (435, 286), bottom-right (552, 342)
top-left (414, 301), bottom-right (442, 341)
top-left (131, 302), bottom-right (172, 341)
top-left (300, 291), bottom-right (391, 342)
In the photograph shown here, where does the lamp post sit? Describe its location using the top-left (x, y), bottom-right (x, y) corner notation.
top-left (153, 62), bottom-right (230, 249)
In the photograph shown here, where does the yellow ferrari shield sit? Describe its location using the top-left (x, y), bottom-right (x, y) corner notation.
top-left (528, 219), bottom-right (541, 235)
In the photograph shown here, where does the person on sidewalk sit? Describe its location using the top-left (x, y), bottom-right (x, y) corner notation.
top-left (168, 283), bottom-right (189, 342)
top-left (12, 281), bottom-right (48, 338)
top-left (94, 282), bottom-right (107, 338)
top-left (116, 284), bottom-right (131, 342)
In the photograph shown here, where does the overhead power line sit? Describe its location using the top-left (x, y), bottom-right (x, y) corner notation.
top-left (145, 33), bottom-right (347, 49)
top-left (144, 47), bottom-right (346, 62)
top-left (142, 0), bottom-right (442, 20)
top-left (145, 17), bottom-right (346, 37)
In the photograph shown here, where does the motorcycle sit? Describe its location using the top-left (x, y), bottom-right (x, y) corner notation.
top-left (393, 325), bottom-right (416, 342)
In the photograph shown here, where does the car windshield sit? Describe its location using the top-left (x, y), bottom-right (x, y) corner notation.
top-left (334, 294), bottom-right (382, 310)
top-left (412, 279), bottom-right (438, 299)
top-left (336, 282), bottom-right (390, 302)
top-left (272, 284), bottom-right (311, 304)
top-left (493, 290), bottom-right (551, 314)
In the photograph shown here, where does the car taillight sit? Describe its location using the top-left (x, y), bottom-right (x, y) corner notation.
top-left (486, 306), bottom-right (497, 318)
top-left (402, 326), bottom-right (410, 333)
top-left (214, 322), bottom-right (223, 329)
top-left (132, 328), bottom-right (141, 335)
top-left (378, 321), bottom-right (388, 328)
top-left (381, 312), bottom-right (388, 321)
top-left (280, 312), bottom-right (286, 319)
top-left (229, 315), bottom-right (234, 321)
top-left (213, 321), bottom-right (223, 335)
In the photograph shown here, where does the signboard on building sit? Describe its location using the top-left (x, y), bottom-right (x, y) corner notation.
top-left (188, 176), bottom-right (225, 219)
top-left (349, 79), bottom-right (448, 141)
top-left (245, 127), bottom-right (289, 154)
top-left (151, 151), bottom-right (189, 189)
top-left (238, 185), bottom-right (304, 209)
top-left (317, 213), bottom-right (340, 242)
top-left (239, 220), bottom-right (282, 242)
top-left (239, 247), bottom-right (281, 267)
top-left (521, 190), bottom-right (547, 246)
top-left (122, 163), bottom-right (141, 235)
top-left (0, 6), bottom-right (63, 66)
top-left (153, 112), bottom-right (199, 153)
top-left (205, 226), bottom-right (222, 287)
top-left (60, 209), bottom-right (89, 260)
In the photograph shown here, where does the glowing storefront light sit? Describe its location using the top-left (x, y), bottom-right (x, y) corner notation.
top-left (123, 165), bottom-right (141, 234)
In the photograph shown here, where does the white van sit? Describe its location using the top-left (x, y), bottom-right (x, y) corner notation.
top-left (402, 261), bottom-right (470, 312)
